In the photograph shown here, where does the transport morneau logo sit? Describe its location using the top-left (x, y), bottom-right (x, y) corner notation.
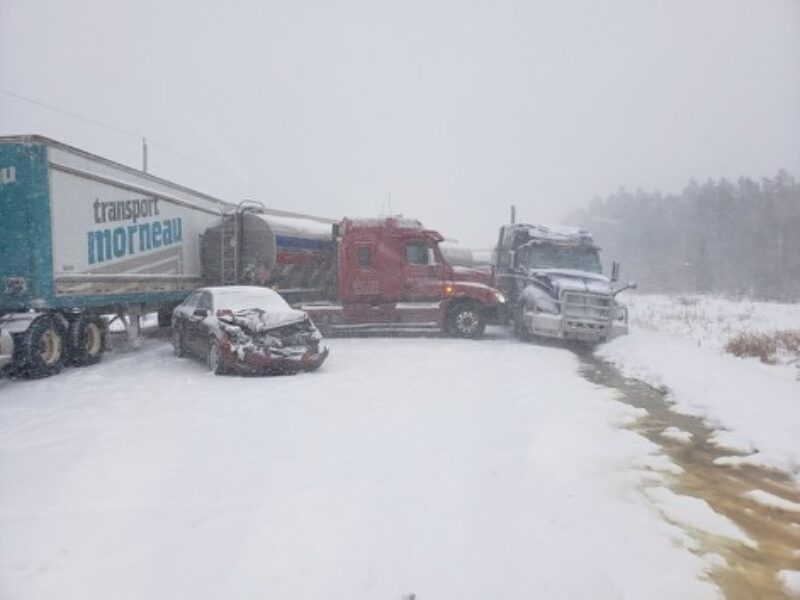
top-left (87, 196), bottom-right (183, 265)
top-left (0, 166), bottom-right (16, 185)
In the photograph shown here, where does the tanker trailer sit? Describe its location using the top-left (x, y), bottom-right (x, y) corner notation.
top-left (200, 207), bottom-right (338, 303)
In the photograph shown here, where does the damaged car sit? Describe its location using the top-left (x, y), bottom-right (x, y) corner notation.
top-left (171, 286), bottom-right (329, 375)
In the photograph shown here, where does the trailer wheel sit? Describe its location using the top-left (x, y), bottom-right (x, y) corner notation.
top-left (157, 308), bottom-right (173, 329)
top-left (22, 316), bottom-right (67, 378)
top-left (448, 302), bottom-right (486, 339)
top-left (70, 316), bottom-right (106, 366)
top-left (207, 338), bottom-right (227, 375)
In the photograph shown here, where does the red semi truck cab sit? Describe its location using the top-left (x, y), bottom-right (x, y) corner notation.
top-left (302, 217), bottom-right (505, 337)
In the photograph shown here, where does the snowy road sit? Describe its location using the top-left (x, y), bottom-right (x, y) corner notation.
top-left (1, 330), bottom-right (723, 599)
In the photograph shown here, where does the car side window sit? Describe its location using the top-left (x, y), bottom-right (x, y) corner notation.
top-left (196, 292), bottom-right (213, 312)
top-left (182, 291), bottom-right (202, 311)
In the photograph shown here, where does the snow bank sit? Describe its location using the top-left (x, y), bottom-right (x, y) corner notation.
top-left (599, 295), bottom-right (800, 477)
top-left (624, 294), bottom-right (800, 375)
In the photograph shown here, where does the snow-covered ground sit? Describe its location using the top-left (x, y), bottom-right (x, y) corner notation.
top-left (0, 331), bottom-right (722, 599)
top-left (600, 294), bottom-right (800, 476)
top-left (5, 298), bottom-right (798, 599)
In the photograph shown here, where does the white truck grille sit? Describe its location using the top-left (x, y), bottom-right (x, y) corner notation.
top-left (561, 292), bottom-right (613, 335)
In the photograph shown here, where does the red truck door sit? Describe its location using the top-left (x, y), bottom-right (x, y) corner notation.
top-left (402, 240), bottom-right (446, 302)
top-left (340, 238), bottom-right (402, 304)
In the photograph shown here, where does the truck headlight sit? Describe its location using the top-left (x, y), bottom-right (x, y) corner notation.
top-left (494, 291), bottom-right (506, 304)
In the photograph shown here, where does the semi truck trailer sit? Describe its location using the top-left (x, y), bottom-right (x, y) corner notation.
top-left (0, 135), bottom-right (231, 376)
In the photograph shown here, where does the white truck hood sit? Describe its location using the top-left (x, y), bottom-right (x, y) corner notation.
top-left (529, 268), bottom-right (613, 295)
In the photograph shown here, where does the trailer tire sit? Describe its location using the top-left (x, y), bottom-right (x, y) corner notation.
top-left (448, 302), bottom-right (486, 339)
top-left (157, 309), bottom-right (173, 329)
top-left (22, 316), bottom-right (67, 378)
top-left (70, 316), bottom-right (106, 366)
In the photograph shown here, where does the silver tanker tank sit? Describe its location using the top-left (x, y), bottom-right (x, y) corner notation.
top-left (439, 242), bottom-right (475, 268)
top-left (201, 210), bottom-right (337, 302)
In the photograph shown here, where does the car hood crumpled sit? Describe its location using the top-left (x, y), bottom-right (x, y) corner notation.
top-left (223, 307), bottom-right (309, 333)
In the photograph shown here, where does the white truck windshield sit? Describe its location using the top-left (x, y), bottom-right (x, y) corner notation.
top-left (521, 245), bottom-right (602, 274)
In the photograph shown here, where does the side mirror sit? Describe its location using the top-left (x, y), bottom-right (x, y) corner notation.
top-left (193, 308), bottom-right (209, 318)
top-left (613, 280), bottom-right (637, 296)
top-left (611, 261), bottom-right (620, 282)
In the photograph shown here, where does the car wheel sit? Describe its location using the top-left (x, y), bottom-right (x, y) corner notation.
top-left (22, 316), bottom-right (67, 378)
top-left (172, 328), bottom-right (186, 358)
top-left (448, 302), bottom-right (486, 339)
top-left (70, 316), bottom-right (106, 366)
top-left (207, 338), bottom-right (226, 375)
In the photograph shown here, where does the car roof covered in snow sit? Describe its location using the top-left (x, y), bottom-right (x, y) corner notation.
top-left (200, 286), bottom-right (292, 311)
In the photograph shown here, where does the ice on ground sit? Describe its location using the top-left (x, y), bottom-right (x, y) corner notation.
top-left (745, 489), bottom-right (800, 513)
top-left (701, 552), bottom-right (728, 569)
top-left (634, 453), bottom-right (685, 475)
top-left (661, 426), bottom-right (693, 443)
top-left (713, 455), bottom-right (759, 468)
top-left (644, 486), bottom-right (757, 548)
top-left (0, 335), bottom-right (718, 600)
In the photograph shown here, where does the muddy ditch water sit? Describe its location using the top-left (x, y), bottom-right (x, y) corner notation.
top-left (579, 354), bottom-right (800, 599)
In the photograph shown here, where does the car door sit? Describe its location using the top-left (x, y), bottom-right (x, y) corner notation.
top-left (185, 291), bottom-right (213, 354)
top-left (175, 290), bottom-right (202, 343)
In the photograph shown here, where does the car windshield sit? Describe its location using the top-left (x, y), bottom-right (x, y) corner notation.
top-left (214, 289), bottom-right (292, 313)
top-left (520, 244), bottom-right (602, 274)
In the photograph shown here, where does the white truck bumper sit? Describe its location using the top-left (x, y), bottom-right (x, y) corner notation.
top-left (0, 328), bottom-right (14, 369)
top-left (524, 311), bottom-right (627, 343)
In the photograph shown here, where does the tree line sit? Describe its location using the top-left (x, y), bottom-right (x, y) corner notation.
top-left (568, 170), bottom-right (800, 301)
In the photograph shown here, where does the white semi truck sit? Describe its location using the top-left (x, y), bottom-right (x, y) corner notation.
top-left (493, 217), bottom-right (635, 344)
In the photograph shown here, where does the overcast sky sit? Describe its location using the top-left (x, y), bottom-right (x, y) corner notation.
top-left (2, 0), bottom-right (799, 246)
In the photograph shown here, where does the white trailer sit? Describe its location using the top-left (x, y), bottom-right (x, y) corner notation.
top-left (0, 135), bottom-right (229, 375)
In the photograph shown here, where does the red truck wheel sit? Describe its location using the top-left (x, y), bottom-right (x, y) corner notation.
top-left (448, 303), bottom-right (486, 339)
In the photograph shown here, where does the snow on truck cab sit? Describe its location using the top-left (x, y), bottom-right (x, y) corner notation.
top-left (200, 211), bottom-right (505, 338)
top-left (494, 220), bottom-right (635, 343)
